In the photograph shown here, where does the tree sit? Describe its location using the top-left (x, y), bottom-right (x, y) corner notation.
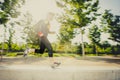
top-left (100, 41), bottom-right (111, 54)
top-left (88, 24), bottom-right (101, 55)
top-left (58, 25), bottom-right (75, 44)
top-left (101, 10), bottom-right (120, 43)
top-left (100, 41), bottom-right (111, 49)
top-left (0, 0), bottom-right (25, 24)
top-left (20, 12), bottom-right (39, 47)
top-left (0, 0), bottom-right (25, 59)
top-left (7, 23), bottom-right (15, 51)
top-left (56, 0), bottom-right (100, 56)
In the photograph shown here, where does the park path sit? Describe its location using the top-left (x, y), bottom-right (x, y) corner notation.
top-left (0, 56), bottom-right (120, 66)
top-left (0, 56), bottom-right (120, 80)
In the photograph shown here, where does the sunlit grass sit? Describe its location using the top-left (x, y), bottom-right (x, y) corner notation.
top-left (5, 52), bottom-right (17, 57)
top-left (4, 52), bottom-right (119, 57)
top-left (35, 53), bottom-right (81, 57)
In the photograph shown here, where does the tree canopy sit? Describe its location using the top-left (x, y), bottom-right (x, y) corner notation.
top-left (102, 10), bottom-right (120, 43)
top-left (56, 0), bottom-right (100, 42)
top-left (0, 0), bottom-right (25, 24)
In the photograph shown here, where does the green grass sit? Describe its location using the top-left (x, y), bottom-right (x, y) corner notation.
top-left (4, 52), bottom-right (119, 58)
top-left (53, 53), bottom-right (80, 57)
top-left (34, 53), bottom-right (80, 57)
top-left (86, 54), bottom-right (97, 56)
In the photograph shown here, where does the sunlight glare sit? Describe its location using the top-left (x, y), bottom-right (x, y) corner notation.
top-left (22, 0), bottom-right (60, 22)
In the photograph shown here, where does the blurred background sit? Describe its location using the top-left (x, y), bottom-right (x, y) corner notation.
top-left (0, 0), bottom-right (120, 57)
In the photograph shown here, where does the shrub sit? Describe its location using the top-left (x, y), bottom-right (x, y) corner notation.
top-left (6, 52), bottom-right (17, 57)
top-left (41, 53), bottom-right (49, 57)
top-left (53, 53), bottom-right (61, 57)
top-left (104, 47), bottom-right (112, 54)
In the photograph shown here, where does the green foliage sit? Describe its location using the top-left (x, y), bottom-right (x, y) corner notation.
top-left (0, 42), bottom-right (39, 52)
top-left (41, 53), bottom-right (49, 57)
top-left (0, 42), bottom-right (8, 49)
top-left (0, 11), bottom-right (9, 24)
top-left (0, 0), bottom-right (25, 53)
top-left (53, 53), bottom-right (79, 57)
top-left (6, 52), bottom-right (17, 57)
top-left (34, 53), bottom-right (80, 57)
top-left (20, 12), bottom-right (39, 46)
top-left (88, 24), bottom-right (101, 55)
top-left (59, 25), bottom-right (75, 43)
top-left (12, 43), bottom-right (24, 51)
top-left (52, 42), bottom-right (77, 54)
top-left (53, 53), bottom-right (61, 57)
top-left (99, 47), bottom-right (112, 54)
top-left (76, 44), bottom-right (82, 54)
top-left (0, 0), bottom-right (25, 24)
top-left (86, 53), bottom-right (96, 56)
top-left (26, 43), bottom-right (39, 49)
top-left (51, 43), bottom-right (57, 52)
top-left (57, 0), bottom-right (100, 26)
top-left (34, 54), bottom-right (42, 57)
top-left (88, 25), bottom-right (101, 44)
top-left (85, 47), bottom-right (93, 54)
top-left (56, 0), bottom-right (100, 56)
top-left (6, 23), bottom-right (15, 51)
top-left (101, 10), bottom-right (120, 43)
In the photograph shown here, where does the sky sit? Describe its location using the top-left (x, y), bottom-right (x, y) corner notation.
top-left (100, 0), bottom-right (120, 15)
top-left (0, 0), bottom-right (120, 44)
top-left (21, 0), bottom-right (120, 21)
top-left (73, 0), bottom-right (120, 44)
top-left (21, 0), bottom-right (60, 22)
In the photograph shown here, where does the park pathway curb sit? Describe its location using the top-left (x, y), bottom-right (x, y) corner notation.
top-left (0, 65), bottom-right (120, 80)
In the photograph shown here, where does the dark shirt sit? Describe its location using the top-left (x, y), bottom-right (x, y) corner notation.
top-left (35, 20), bottom-right (49, 37)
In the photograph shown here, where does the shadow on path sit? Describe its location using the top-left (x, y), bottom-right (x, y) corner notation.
top-left (0, 56), bottom-right (47, 65)
top-left (76, 56), bottom-right (120, 65)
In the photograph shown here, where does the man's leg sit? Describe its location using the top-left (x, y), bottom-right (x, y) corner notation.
top-left (39, 41), bottom-right (45, 54)
top-left (41, 37), bottom-right (53, 57)
top-left (41, 37), bottom-right (61, 68)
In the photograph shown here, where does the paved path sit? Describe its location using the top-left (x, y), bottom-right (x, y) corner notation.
top-left (0, 56), bottom-right (120, 80)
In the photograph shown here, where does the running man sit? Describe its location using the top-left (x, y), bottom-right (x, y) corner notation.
top-left (35, 13), bottom-right (60, 68)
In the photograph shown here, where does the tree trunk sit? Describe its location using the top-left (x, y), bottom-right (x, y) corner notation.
top-left (80, 29), bottom-right (85, 57)
top-left (95, 45), bottom-right (98, 56)
top-left (1, 24), bottom-right (7, 60)
top-left (93, 44), bottom-right (98, 56)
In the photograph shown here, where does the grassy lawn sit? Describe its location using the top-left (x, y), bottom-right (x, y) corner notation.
top-left (3, 52), bottom-right (80, 58)
top-left (2, 52), bottom-right (119, 58)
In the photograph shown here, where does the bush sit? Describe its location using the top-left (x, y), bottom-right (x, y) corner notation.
top-left (53, 53), bottom-right (61, 57)
top-left (34, 53), bottom-right (42, 57)
top-left (17, 52), bottom-right (24, 55)
top-left (67, 53), bottom-right (79, 57)
top-left (12, 44), bottom-right (24, 51)
top-left (41, 53), bottom-right (49, 57)
top-left (0, 43), bottom-right (8, 49)
top-left (86, 53), bottom-right (96, 56)
top-left (98, 47), bottom-right (112, 55)
top-left (6, 52), bottom-right (17, 57)
top-left (85, 47), bottom-right (93, 54)
top-left (104, 47), bottom-right (112, 54)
